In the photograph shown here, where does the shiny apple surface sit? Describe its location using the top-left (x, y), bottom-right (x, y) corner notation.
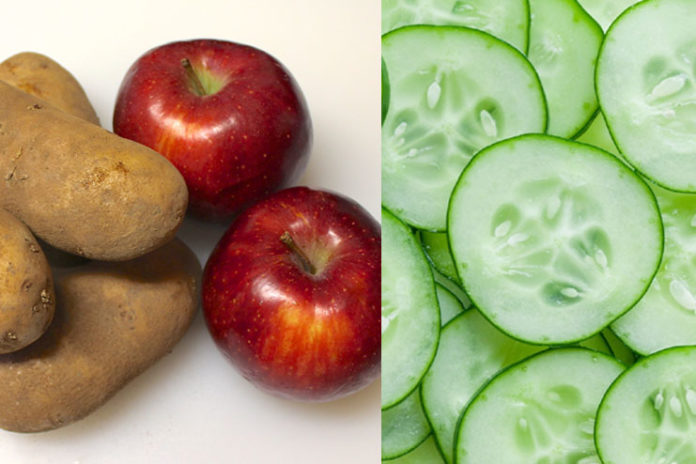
top-left (114, 39), bottom-right (312, 220)
top-left (202, 187), bottom-right (380, 401)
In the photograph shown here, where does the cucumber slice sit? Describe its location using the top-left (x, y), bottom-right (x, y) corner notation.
top-left (435, 283), bottom-right (466, 326)
top-left (596, 346), bottom-right (696, 464)
top-left (382, 209), bottom-right (440, 409)
top-left (456, 348), bottom-right (624, 464)
top-left (420, 230), bottom-right (457, 281)
top-left (382, 388), bottom-right (431, 460)
top-left (576, 0), bottom-right (639, 31)
top-left (382, 57), bottom-right (390, 126)
top-left (448, 134), bottom-right (663, 344)
top-left (421, 310), bottom-right (546, 463)
top-left (573, 0), bottom-right (639, 154)
top-left (597, 0), bottom-right (696, 192)
top-left (420, 311), bottom-right (610, 464)
top-left (613, 184), bottom-right (696, 355)
top-left (527, 0), bottom-right (603, 137)
top-left (382, 282), bottom-right (465, 460)
top-left (381, 0), bottom-right (530, 52)
top-left (382, 25), bottom-right (546, 231)
top-left (384, 436), bottom-right (445, 464)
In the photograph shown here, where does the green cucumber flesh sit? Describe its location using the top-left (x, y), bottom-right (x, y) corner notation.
top-left (381, 0), bottom-right (530, 52)
top-left (597, 0), bottom-right (696, 192)
top-left (382, 388), bottom-right (431, 460)
top-left (576, 0), bottom-right (640, 31)
top-left (421, 310), bottom-right (545, 463)
top-left (448, 134), bottom-right (663, 344)
top-left (527, 0), bottom-right (603, 137)
top-left (613, 184), bottom-right (696, 355)
top-left (420, 309), bottom-right (611, 464)
top-left (596, 346), bottom-right (696, 464)
top-left (382, 209), bottom-right (440, 409)
top-left (382, 25), bottom-right (546, 231)
top-left (384, 436), bottom-right (445, 464)
top-left (456, 348), bottom-right (624, 464)
top-left (378, 1), bottom-right (696, 459)
top-left (382, 282), bottom-right (466, 460)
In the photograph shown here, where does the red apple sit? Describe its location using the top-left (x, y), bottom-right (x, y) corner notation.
top-left (202, 187), bottom-right (380, 402)
top-left (113, 39), bottom-right (312, 220)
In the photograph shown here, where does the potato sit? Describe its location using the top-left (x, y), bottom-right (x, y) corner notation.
top-left (0, 54), bottom-right (99, 266)
top-left (0, 209), bottom-right (54, 354)
top-left (0, 80), bottom-right (188, 261)
top-left (0, 239), bottom-right (200, 432)
top-left (0, 52), bottom-right (99, 124)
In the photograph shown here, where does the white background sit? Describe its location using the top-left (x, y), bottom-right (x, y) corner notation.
top-left (0, 1), bottom-right (380, 462)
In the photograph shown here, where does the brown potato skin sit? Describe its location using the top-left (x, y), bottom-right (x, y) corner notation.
top-left (0, 239), bottom-right (200, 432)
top-left (0, 52), bottom-right (100, 124)
top-left (0, 53), bottom-right (97, 266)
top-left (0, 80), bottom-right (188, 261)
top-left (0, 209), bottom-right (54, 354)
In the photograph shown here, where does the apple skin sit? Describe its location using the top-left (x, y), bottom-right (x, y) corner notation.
top-left (113, 39), bottom-right (312, 220)
top-left (202, 187), bottom-right (381, 402)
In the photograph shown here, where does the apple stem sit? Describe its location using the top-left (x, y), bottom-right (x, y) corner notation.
top-left (181, 58), bottom-right (207, 96)
top-left (280, 232), bottom-right (316, 275)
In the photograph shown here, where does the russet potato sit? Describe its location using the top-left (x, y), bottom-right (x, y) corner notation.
top-left (0, 52), bottom-right (100, 124)
top-left (0, 209), bottom-right (54, 354)
top-left (0, 239), bottom-right (200, 432)
top-left (0, 80), bottom-right (188, 261)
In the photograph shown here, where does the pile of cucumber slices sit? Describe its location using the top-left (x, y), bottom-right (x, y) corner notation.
top-left (381, 0), bottom-right (696, 462)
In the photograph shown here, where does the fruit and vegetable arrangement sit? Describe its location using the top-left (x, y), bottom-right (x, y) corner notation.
top-left (381, 0), bottom-right (696, 462)
top-left (0, 38), bottom-right (379, 433)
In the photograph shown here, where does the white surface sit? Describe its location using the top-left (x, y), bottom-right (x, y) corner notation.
top-left (0, 1), bottom-right (380, 463)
